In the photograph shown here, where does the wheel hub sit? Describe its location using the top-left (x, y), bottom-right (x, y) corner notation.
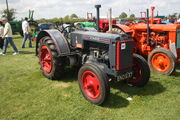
top-left (152, 53), bottom-right (170, 72)
top-left (40, 46), bottom-right (53, 73)
top-left (82, 71), bottom-right (100, 99)
top-left (131, 60), bottom-right (143, 83)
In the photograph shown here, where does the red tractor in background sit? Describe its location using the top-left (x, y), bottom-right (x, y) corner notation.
top-left (139, 7), bottom-right (162, 24)
top-left (90, 6), bottom-right (180, 75)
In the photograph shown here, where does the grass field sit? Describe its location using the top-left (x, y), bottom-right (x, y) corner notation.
top-left (0, 35), bottom-right (180, 120)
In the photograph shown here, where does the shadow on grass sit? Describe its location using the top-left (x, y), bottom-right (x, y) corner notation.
top-left (53, 68), bottom-right (166, 108)
top-left (103, 93), bottom-right (129, 109)
top-left (111, 81), bottom-right (166, 96)
top-left (60, 67), bottom-right (79, 82)
top-left (171, 63), bottom-right (180, 76)
top-left (174, 71), bottom-right (180, 76)
top-left (20, 51), bottom-right (35, 55)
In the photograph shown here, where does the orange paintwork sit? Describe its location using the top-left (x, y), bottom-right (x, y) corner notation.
top-left (115, 23), bottom-right (180, 63)
top-left (113, 24), bottom-right (133, 33)
top-left (151, 53), bottom-right (171, 72)
top-left (130, 24), bottom-right (180, 32)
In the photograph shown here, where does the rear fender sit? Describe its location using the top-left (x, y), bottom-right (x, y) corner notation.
top-left (112, 24), bottom-right (133, 33)
top-left (36, 30), bottom-right (70, 56)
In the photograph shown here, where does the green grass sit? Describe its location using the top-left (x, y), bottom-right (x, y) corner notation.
top-left (0, 35), bottom-right (180, 120)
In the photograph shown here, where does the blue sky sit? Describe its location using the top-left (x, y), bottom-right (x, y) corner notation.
top-left (0, 0), bottom-right (179, 19)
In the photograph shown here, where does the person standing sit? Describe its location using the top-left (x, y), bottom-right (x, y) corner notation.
top-left (0, 21), bottom-right (4, 49)
top-left (177, 18), bottom-right (180, 23)
top-left (0, 17), bottom-right (19, 55)
top-left (22, 17), bottom-right (32, 48)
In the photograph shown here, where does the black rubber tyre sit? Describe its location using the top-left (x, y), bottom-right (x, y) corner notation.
top-left (78, 63), bottom-right (110, 105)
top-left (39, 36), bottom-right (64, 80)
top-left (148, 48), bottom-right (176, 75)
top-left (126, 54), bottom-right (150, 87)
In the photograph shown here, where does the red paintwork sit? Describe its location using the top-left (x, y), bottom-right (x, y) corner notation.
top-left (116, 41), bottom-right (121, 70)
top-left (82, 71), bottom-right (101, 99)
top-left (40, 46), bottom-right (53, 73)
top-left (99, 19), bottom-right (116, 32)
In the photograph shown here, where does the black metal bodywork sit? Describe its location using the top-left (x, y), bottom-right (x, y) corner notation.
top-left (70, 31), bottom-right (133, 77)
top-left (36, 30), bottom-right (70, 56)
top-left (36, 29), bottom-right (134, 80)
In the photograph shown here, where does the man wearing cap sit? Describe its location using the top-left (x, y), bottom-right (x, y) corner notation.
top-left (0, 17), bottom-right (19, 55)
top-left (22, 17), bottom-right (32, 48)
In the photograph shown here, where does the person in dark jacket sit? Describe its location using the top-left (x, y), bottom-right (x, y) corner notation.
top-left (0, 21), bottom-right (4, 49)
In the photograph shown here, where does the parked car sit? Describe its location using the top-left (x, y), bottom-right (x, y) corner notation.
top-left (38, 23), bottom-right (54, 31)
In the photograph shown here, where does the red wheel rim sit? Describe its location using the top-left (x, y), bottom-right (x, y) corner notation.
top-left (151, 53), bottom-right (170, 72)
top-left (81, 71), bottom-right (101, 99)
top-left (131, 59), bottom-right (143, 84)
top-left (40, 46), bottom-right (53, 73)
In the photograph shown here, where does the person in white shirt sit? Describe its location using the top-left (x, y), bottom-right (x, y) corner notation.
top-left (0, 17), bottom-right (19, 55)
top-left (22, 17), bottom-right (32, 48)
top-left (177, 18), bottom-right (180, 23)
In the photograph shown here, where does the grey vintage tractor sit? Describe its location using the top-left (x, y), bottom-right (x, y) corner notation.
top-left (35, 5), bottom-right (150, 105)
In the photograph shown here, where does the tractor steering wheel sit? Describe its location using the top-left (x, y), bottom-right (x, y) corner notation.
top-left (61, 24), bottom-right (75, 40)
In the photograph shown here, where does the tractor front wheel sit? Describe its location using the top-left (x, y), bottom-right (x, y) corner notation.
top-left (148, 48), bottom-right (176, 75)
top-left (78, 64), bottom-right (110, 105)
top-left (126, 54), bottom-right (150, 87)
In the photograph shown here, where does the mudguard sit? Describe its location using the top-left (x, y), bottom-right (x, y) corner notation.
top-left (36, 29), bottom-right (70, 56)
top-left (112, 24), bottom-right (133, 33)
top-left (102, 24), bottom-right (133, 33)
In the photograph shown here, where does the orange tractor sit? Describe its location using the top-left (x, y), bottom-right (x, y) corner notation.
top-left (89, 6), bottom-right (180, 75)
top-left (111, 7), bottom-right (180, 75)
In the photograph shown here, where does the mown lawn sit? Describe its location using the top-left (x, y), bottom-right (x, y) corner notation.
top-left (0, 35), bottom-right (180, 120)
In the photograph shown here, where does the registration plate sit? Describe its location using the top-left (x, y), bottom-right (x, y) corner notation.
top-left (117, 72), bottom-right (133, 81)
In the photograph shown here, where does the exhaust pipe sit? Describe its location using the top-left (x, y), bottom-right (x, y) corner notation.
top-left (108, 8), bottom-right (112, 32)
top-left (95, 5), bottom-right (101, 32)
top-left (151, 6), bottom-right (155, 24)
top-left (147, 9), bottom-right (151, 46)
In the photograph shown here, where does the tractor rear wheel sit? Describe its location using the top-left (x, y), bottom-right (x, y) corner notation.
top-left (126, 54), bottom-right (150, 87)
top-left (78, 64), bottom-right (110, 105)
top-left (148, 48), bottom-right (176, 75)
top-left (39, 36), bottom-right (64, 79)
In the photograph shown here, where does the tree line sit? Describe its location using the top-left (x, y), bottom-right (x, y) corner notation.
top-left (1, 8), bottom-right (180, 24)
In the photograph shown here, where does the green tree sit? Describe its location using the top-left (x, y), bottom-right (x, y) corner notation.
top-left (63, 15), bottom-right (70, 23)
top-left (70, 14), bottom-right (78, 19)
top-left (1, 8), bottom-right (16, 21)
top-left (119, 12), bottom-right (127, 19)
top-left (130, 14), bottom-right (135, 18)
